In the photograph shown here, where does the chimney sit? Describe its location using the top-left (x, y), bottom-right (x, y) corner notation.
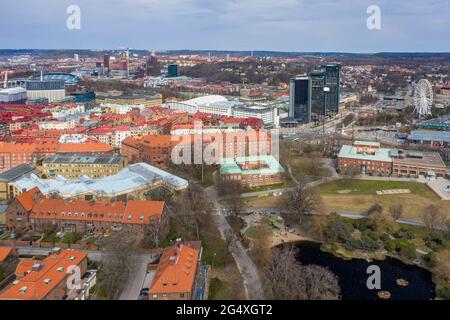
top-left (32, 262), bottom-right (43, 272)
top-left (3, 71), bottom-right (7, 89)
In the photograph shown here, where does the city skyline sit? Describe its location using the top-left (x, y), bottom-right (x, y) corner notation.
top-left (1, 0), bottom-right (449, 52)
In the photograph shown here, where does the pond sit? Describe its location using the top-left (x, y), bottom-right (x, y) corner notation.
top-left (293, 241), bottom-right (436, 300)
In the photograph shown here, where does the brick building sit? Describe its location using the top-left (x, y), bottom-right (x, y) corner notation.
top-left (337, 141), bottom-right (448, 178)
top-left (337, 141), bottom-right (393, 175)
top-left (0, 249), bottom-right (88, 300)
top-left (149, 241), bottom-right (202, 300)
top-left (220, 155), bottom-right (285, 187)
top-left (5, 188), bottom-right (168, 238)
top-left (0, 140), bottom-right (114, 173)
top-left (121, 130), bottom-right (272, 168)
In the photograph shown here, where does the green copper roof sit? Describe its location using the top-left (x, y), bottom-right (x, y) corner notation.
top-left (220, 155), bottom-right (285, 175)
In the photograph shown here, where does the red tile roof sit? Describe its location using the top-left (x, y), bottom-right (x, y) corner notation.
top-left (149, 243), bottom-right (200, 296)
top-left (16, 187), bottom-right (41, 212)
top-left (0, 247), bottom-right (12, 263)
top-left (16, 188), bottom-right (165, 225)
top-left (0, 250), bottom-right (87, 300)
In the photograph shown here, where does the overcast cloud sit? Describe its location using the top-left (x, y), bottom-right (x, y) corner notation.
top-left (0, 0), bottom-right (448, 52)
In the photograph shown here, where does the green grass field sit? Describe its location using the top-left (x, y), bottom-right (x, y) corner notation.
top-left (318, 179), bottom-right (448, 220)
top-left (319, 179), bottom-right (439, 199)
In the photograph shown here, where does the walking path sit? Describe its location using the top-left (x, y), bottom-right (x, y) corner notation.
top-left (206, 187), bottom-right (264, 300)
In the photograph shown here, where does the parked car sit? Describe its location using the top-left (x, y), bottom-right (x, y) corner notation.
top-left (140, 288), bottom-right (149, 297)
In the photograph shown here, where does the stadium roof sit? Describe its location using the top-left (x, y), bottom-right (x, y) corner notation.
top-left (183, 95), bottom-right (228, 106)
top-left (31, 73), bottom-right (80, 85)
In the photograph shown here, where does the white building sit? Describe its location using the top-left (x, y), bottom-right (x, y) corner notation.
top-left (164, 95), bottom-right (280, 126)
top-left (0, 87), bottom-right (27, 103)
top-left (39, 120), bottom-right (76, 130)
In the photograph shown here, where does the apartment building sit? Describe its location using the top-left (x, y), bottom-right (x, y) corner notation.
top-left (121, 130), bottom-right (272, 168)
top-left (40, 154), bottom-right (127, 179)
top-left (5, 188), bottom-right (168, 237)
top-left (149, 241), bottom-right (202, 300)
top-left (0, 140), bottom-right (114, 173)
top-left (0, 249), bottom-right (89, 300)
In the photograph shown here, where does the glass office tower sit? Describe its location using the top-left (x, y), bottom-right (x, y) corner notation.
top-left (321, 64), bottom-right (340, 116)
top-left (289, 76), bottom-right (311, 123)
top-left (288, 64), bottom-right (340, 125)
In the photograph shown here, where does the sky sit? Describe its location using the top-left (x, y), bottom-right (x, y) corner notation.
top-left (1, 0), bottom-right (449, 52)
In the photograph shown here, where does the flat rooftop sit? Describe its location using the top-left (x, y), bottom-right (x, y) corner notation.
top-left (393, 151), bottom-right (446, 168)
top-left (42, 154), bottom-right (124, 165)
top-left (0, 164), bottom-right (39, 182)
top-left (338, 145), bottom-right (393, 162)
top-left (408, 130), bottom-right (450, 143)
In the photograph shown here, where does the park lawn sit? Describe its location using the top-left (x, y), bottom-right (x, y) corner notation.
top-left (319, 179), bottom-right (438, 198)
top-left (289, 157), bottom-right (333, 178)
top-left (243, 196), bottom-right (281, 208)
top-left (320, 193), bottom-right (449, 220)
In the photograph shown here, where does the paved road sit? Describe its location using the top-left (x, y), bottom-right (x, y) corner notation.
top-left (119, 253), bottom-right (156, 300)
top-left (207, 187), bottom-right (264, 300)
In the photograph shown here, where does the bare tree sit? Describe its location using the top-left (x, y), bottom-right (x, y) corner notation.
top-left (141, 219), bottom-right (162, 249)
top-left (224, 229), bottom-right (235, 250)
top-left (249, 224), bottom-right (271, 267)
top-left (389, 204), bottom-right (403, 221)
top-left (341, 167), bottom-right (358, 186)
top-left (282, 180), bottom-right (321, 225)
top-left (265, 246), bottom-right (340, 300)
top-left (422, 205), bottom-right (446, 232)
top-left (217, 179), bottom-right (245, 216)
top-left (96, 227), bottom-right (138, 299)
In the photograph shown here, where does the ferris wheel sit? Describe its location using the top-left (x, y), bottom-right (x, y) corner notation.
top-left (413, 79), bottom-right (433, 117)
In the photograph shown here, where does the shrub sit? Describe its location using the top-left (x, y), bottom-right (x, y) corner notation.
top-left (423, 252), bottom-right (437, 269)
top-left (352, 219), bottom-right (370, 232)
top-left (437, 285), bottom-right (450, 300)
top-left (62, 232), bottom-right (83, 244)
top-left (368, 203), bottom-right (383, 215)
top-left (424, 233), bottom-right (445, 251)
top-left (324, 221), bottom-right (353, 243)
top-left (344, 234), bottom-right (380, 252)
top-left (393, 229), bottom-right (415, 240)
top-left (385, 240), bottom-right (397, 252)
top-left (397, 240), bottom-right (416, 259)
top-left (208, 277), bottom-right (224, 300)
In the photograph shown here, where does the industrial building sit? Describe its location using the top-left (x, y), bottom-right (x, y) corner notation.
top-left (408, 130), bottom-right (450, 148)
top-left (26, 79), bottom-right (66, 103)
top-left (419, 115), bottom-right (450, 131)
top-left (0, 87), bottom-right (27, 104)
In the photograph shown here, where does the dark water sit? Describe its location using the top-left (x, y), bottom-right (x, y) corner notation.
top-left (293, 241), bottom-right (436, 300)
